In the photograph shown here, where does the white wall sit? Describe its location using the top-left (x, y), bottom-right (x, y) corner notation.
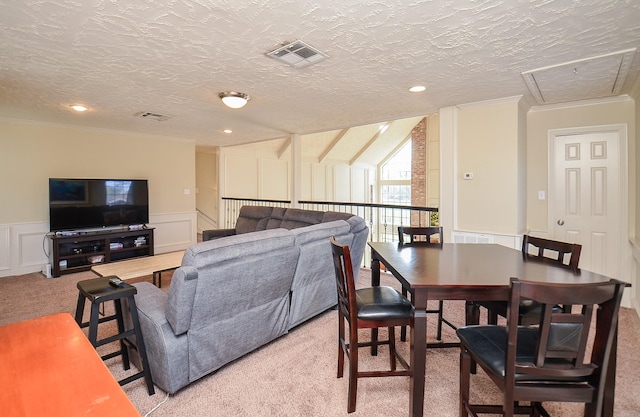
top-left (218, 135), bottom-right (375, 216)
top-left (440, 96), bottom-right (526, 247)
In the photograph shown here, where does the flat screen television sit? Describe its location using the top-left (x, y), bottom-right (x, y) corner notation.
top-left (49, 178), bottom-right (149, 232)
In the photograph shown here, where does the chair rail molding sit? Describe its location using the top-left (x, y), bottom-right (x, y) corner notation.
top-left (0, 212), bottom-right (197, 279)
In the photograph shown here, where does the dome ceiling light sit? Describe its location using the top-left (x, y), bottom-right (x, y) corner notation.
top-left (219, 92), bottom-right (250, 109)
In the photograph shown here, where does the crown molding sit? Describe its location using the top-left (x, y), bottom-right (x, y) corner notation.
top-left (528, 95), bottom-right (632, 113)
top-left (456, 95), bottom-right (524, 110)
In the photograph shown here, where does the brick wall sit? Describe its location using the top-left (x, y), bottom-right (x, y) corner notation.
top-left (411, 117), bottom-right (427, 225)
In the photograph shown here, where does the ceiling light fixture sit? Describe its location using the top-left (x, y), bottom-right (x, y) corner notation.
top-left (409, 85), bottom-right (427, 93)
top-left (223, 129), bottom-right (233, 134)
top-left (70, 104), bottom-right (88, 112)
top-left (219, 92), bottom-right (250, 109)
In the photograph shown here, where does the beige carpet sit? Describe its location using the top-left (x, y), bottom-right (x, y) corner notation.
top-left (1, 269), bottom-right (639, 417)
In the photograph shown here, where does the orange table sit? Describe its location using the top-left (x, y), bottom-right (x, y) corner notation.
top-left (0, 313), bottom-right (140, 417)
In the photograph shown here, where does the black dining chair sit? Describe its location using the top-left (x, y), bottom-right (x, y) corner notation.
top-left (330, 236), bottom-right (413, 413)
top-left (478, 234), bottom-right (582, 325)
top-left (397, 226), bottom-right (456, 342)
top-left (457, 277), bottom-right (625, 417)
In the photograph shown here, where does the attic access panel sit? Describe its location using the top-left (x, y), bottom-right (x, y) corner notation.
top-left (522, 48), bottom-right (636, 105)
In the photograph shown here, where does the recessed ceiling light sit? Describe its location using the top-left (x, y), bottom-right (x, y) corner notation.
top-left (70, 104), bottom-right (88, 112)
top-left (409, 85), bottom-right (427, 93)
top-left (223, 129), bottom-right (233, 134)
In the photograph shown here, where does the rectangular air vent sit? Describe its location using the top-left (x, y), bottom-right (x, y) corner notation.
top-left (134, 111), bottom-right (172, 121)
top-left (266, 40), bottom-right (328, 68)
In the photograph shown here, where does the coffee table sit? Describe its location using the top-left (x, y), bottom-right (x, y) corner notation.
top-left (91, 250), bottom-right (185, 287)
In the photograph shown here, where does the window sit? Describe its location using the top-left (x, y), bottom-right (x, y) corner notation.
top-left (378, 141), bottom-right (412, 240)
top-left (380, 141), bottom-right (411, 204)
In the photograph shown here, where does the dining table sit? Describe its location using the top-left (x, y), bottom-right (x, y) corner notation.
top-left (368, 241), bottom-right (626, 417)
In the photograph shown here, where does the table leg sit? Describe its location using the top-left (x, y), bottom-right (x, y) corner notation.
top-left (371, 257), bottom-right (381, 287)
top-left (465, 301), bottom-right (480, 325)
top-left (370, 256), bottom-right (381, 356)
top-left (410, 290), bottom-right (428, 417)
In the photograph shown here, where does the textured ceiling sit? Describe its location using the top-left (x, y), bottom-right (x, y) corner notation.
top-left (1, 0), bottom-right (639, 150)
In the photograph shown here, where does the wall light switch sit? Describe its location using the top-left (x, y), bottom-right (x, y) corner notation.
top-left (184, 189), bottom-right (191, 195)
top-left (538, 191), bottom-right (546, 200)
top-left (463, 172), bottom-right (474, 180)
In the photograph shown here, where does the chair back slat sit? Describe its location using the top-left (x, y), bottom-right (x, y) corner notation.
top-left (521, 235), bottom-right (582, 271)
top-left (398, 226), bottom-right (443, 247)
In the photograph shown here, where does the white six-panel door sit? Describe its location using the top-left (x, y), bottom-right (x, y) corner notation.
top-left (551, 129), bottom-right (621, 278)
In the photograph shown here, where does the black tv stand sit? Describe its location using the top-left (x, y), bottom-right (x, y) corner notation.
top-left (50, 228), bottom-right (154, 277)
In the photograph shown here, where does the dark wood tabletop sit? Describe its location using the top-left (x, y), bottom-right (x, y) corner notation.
top-left (370, 242), bottom-right (613, 291)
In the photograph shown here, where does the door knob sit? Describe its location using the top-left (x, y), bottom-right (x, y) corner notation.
top-left (557, 220), bottom-right (565, 226)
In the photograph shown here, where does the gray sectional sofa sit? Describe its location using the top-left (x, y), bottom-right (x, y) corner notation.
top-left (131, 206), bottom-right (369, 394)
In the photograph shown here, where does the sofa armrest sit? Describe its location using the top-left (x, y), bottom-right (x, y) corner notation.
top-left (202, 228), bottom-right (236, 241)
top-left (133, 282), bottom-right (190, 394)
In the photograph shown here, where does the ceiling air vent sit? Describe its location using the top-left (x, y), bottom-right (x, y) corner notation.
top-left (134, 111), bottom-right (173, 121)
top-left (266, 40), bottom-right (328, 68)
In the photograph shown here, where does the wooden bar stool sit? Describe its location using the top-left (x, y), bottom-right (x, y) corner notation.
top-left (74, 276), bottom-right (155, 395)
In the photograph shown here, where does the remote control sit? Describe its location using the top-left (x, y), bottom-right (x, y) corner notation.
top-left (108, 276), bottom-right (126, 287)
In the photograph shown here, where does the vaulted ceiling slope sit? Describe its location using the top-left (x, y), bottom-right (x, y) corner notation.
top-left (1, 0), bottom-right (639, 149)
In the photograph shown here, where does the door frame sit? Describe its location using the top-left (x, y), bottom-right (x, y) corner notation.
top-left (547, 124), bottom-right (630, 287)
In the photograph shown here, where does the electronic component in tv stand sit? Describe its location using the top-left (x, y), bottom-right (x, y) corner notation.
top-left (50, 228), bottom-right (154, 277)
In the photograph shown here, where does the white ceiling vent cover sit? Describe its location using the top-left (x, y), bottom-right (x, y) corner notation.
top-left (134, 111), bottom-right (173, 121)
top-left (267, 40), bottom-right (328, 68)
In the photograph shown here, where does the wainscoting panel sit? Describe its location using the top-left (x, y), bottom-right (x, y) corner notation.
top-left (450, 231), bottom-right (521, 250)
top-left (19, 228), bottom-right (49, 269)
top-left (0, 226), bottom-right (11, 272)
top-left (0, 222), bottom-right (49, 278)
top-left (0, 212), bottom-right (196, 279)
top-left (147, 212), bottom-right (197, 254)
top-left (451, 231), bottom-right (495, 244)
